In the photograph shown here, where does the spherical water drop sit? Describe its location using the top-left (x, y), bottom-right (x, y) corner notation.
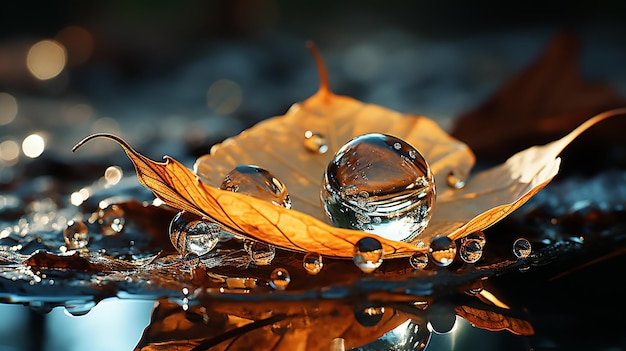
top-left (462, 231), bottom-right (486, 247)
top-left (459, 239), bottom-right (483, 264)
top-left (409, 251), bottom-right (429, 270)
top-left (353, 237), bottom-right (383, 273)
top-left (244, 240), bottom-right (276, 265)
top-left (220, 165), bottom-right (291, 209)
top-left (302, 252), bottom-right (323, 275)
top-left (97, 204), bottom-right (125, 235)
top-left (169, 211), bottom-right (220, 257)
top-left (269, 267), bottom-right (291, 290)
top-left (63, 220), bottom-right (89, 249)
top-left (446, 169), bottom-right (467, 189)
top-left (304, 130), bottom-right (328, 154)
top-left (321, 133), bottom-right (435, 242)
top-left (429, 236), bottom-right (456, 267)
top-left (513, 238), bottom-right (532, 258)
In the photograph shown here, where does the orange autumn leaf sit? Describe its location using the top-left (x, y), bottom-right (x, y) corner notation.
top-left (73, 133), bottom-right (421, 258)
top-left (73, 43), bottom-right (626, 259)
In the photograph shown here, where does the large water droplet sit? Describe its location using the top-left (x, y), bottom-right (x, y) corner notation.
top-left (409, 251), bottom-right (429, 270)
top-left (429, 236), bottom-right (456, 267)
top-left (269, 267), bottom-right (291, 290)
top-left (97, 204), bottom-right (125, 235)
top-left (321, 133), bottom-right (435, 242)
top-left (304, 130), bottom-right (328, 154)
top-left (353, 237), bottom-right (383, 273)
top-left (63, 220), bottom-right (89, 249)
top-left (302, 252), bottom-right (323, 275)
top-left (244, 240), bottom-right (275, 265)
top-left (169, 211), bottom-right (220, 257)
top-left (220, 165), bottom-right (291, 208)
top-left (459, 239), bottom-right (483, 264)
top-left (513, 238), bottom-right (532, 258)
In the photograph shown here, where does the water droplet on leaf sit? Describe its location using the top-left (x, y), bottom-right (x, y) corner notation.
top-left (244, 240), bottom-right (275, 265)
top-left (513, 238), bottom-right (532, 258)
top-left (429, 236), bottom-right (456, 267)
top-left (63, 220), bottom-right (89, 249)
top-left (353, 237), bottom-right (383, 273)
top-left (220, 165), bottom-right (291, 208)
top-left (269, 267), bottom-right (291, 290)
top-left (409, 251), bottom-right (429, 270)
top-left (446, 169), bottom-right (467, 189)
top-left (304, 130), bottom-right (328, 154)
top-left (169, 211), bottom-right (220, 257)
top-left (459, 239), bottom-right (483, 264)
top-left (321, 133), bottom-right (435, 242)
top-left (302, 252), bottom-right (323, 275)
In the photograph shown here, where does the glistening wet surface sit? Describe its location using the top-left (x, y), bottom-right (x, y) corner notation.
top-left (2, 5), bottom-right (626, 350)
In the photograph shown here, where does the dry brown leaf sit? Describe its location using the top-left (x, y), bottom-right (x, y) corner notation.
top-left (452, 30), bottom-right (626, 160)
top-left (73, 43), bottom-right (626, 259)
top-left (455, 305), bottom-right (534, 336)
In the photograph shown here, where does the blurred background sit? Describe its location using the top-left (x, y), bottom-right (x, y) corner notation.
top-left (1, 1), bottom-right (626, 350)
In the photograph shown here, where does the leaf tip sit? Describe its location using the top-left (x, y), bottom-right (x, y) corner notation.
top-left (72, 133), bottom-right (128, 153)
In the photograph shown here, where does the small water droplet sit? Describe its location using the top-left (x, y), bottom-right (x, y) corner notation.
top-left (462, 231), bottom-right (486, 247)
top-left (97, 204), bottom-right (125, 235)
top-left (303, 252), bottom-right (323, 275)
top-left (304, 130), bottom-right (328, 154)
top-left (459, 239), bottom-right (483, 264)
top-left (220, 165), bottom-right (291, 208)
top-left (269, 267), bottom-right (291, 290)
top-left (63, 220), bottom-right (89, 249)
top-left (321, 134), bottom-right (435, 242)
top-left (353, 237), bottom-right (383, 273)
top-left (429, 236), bottom-right (456, 267)
top-left (513, 238), bottom-right (532, 258)
top-left (169, 211), bottom-right (220, 256)
top-left (354, 305), bottom-right (385, 326)
top-left (244, 240), bottom-right (275, 265)
top-left (63, 300), bottom-right (96, 317)
top-left (446, 170), bottom-right (466, 189)
top-left (409, 251), bottom-right (429, 270)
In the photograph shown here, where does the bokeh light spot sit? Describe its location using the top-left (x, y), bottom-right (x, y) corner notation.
top-left (0, 139), bottom-right (20, 165)
top-left (0, 93), bottom-right (18, 126)
top-left (207, 79), bottom-right (242, 115)
top-left (26, 40), bottom-right (67, 80)
top-left (104, 166), bottom-right (123, 186)
top-left (55, 26), bottom-right (94, 66)
top-left (22, 134), bottom-right (46, 158)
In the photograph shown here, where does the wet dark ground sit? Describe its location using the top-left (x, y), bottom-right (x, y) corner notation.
top-left (2, 3), bottom-right (626, 351)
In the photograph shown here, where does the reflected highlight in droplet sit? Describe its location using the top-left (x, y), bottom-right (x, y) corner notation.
top-left (26, 40), bottom-right (67, 80)
top-left (22, 134), bottom-right (45, 158)
top-left (0, 93), bottom-right (18, 126)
